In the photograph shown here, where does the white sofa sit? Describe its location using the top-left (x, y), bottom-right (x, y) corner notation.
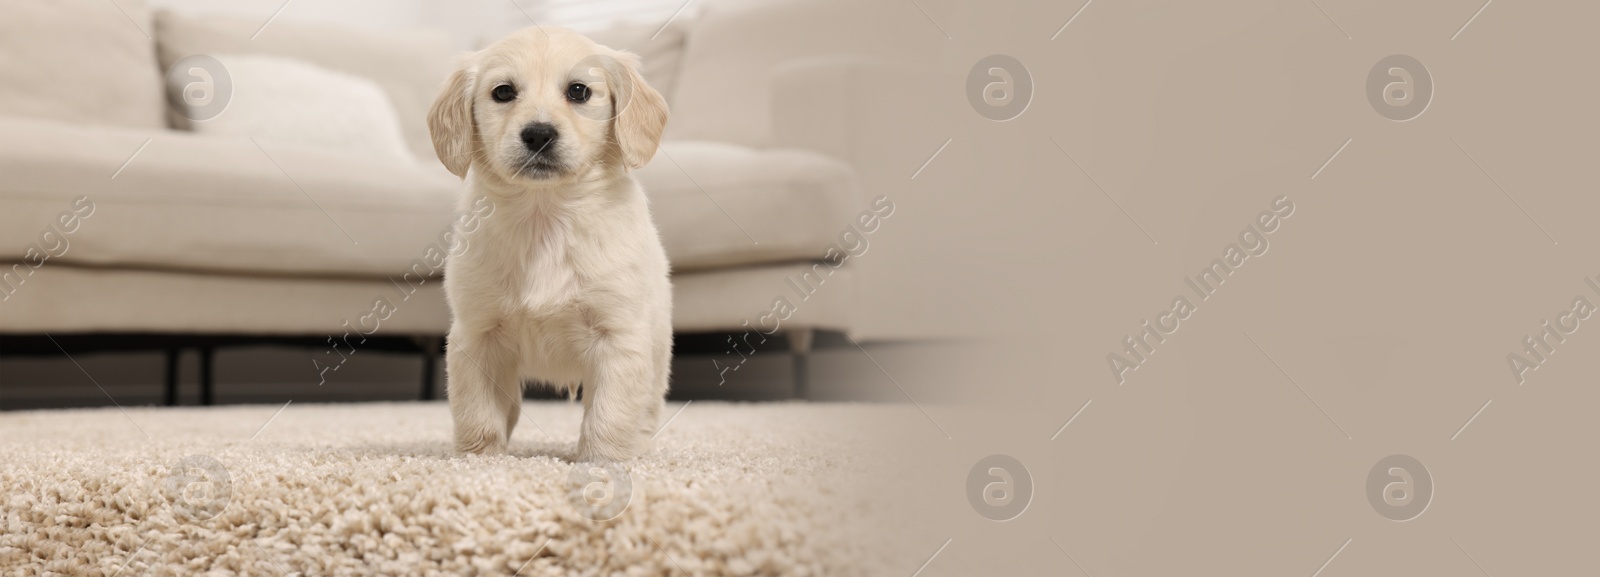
top-left (0, 0), bottom-right (938, 397)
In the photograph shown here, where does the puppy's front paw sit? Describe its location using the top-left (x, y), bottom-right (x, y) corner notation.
top-left (456, 432), bottom-right (508, 456)
top-left (574, 432), bottom-right (645, 462)
top-left (453, 415), bottom-right (509, 456)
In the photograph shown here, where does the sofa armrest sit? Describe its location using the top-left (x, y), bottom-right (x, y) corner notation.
top-left (768, 58), bottom-right (969, 341)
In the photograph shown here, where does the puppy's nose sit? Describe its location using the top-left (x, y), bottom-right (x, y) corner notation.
top-left (520, 123), bottom-right (558, 154)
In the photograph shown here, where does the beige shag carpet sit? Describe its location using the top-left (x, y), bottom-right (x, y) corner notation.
top-left (0, 401), bottom-right (910, 576)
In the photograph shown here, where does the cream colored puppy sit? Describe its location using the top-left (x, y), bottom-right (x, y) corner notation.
top-left (427, 27), bottom-right (671, 462)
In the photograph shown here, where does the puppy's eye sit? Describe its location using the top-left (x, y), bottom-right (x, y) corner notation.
top-left (565, 82), bottom-right (591, 103)
top-left (491, 84), bottom-right (517, 103)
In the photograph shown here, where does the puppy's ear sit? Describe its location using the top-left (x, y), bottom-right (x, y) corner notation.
top-left (428, 57), bottom-right (478, 179)
top-left (609, 51), bottom-right (668, 169)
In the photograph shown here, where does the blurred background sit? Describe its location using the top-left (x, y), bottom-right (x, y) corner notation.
top-left (0, 0), bottom-right (966, 409)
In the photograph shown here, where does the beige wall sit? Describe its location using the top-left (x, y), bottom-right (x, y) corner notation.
top-left (858, 0), bottom-right (1600, 574)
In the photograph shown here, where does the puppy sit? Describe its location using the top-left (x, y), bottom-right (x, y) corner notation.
top-left (427, 27), bottom-right (672, 462)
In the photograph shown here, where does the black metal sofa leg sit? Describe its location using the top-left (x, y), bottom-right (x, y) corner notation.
top-left (199, 346), bottom-right (215, 406)
top-left (163, 348), bottom-right (180, 406)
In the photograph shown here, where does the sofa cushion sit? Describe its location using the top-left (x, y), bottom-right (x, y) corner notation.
top-left (0, 0), bottom-right (166, 129)
top-left (583, 19), bottom-right (692, 106)
top-left (638, 141), bottom-right (859, 271)
top-left (0, 117), bottom-right (462, 279)
top-left (152, 10), bottom-right (454, 164)
top-left (0, 122), bottom-right (857, 279)
top-left (178, 54), bottom-right (413, 163)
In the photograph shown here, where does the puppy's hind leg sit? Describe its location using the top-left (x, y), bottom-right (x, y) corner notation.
top-left (447, 334), bottom-right (520, 455)
top-left (504, 387), bottom-right (522, 438)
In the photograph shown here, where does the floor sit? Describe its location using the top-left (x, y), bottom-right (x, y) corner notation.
top-left (0, 401), bottom-right (925, 576)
